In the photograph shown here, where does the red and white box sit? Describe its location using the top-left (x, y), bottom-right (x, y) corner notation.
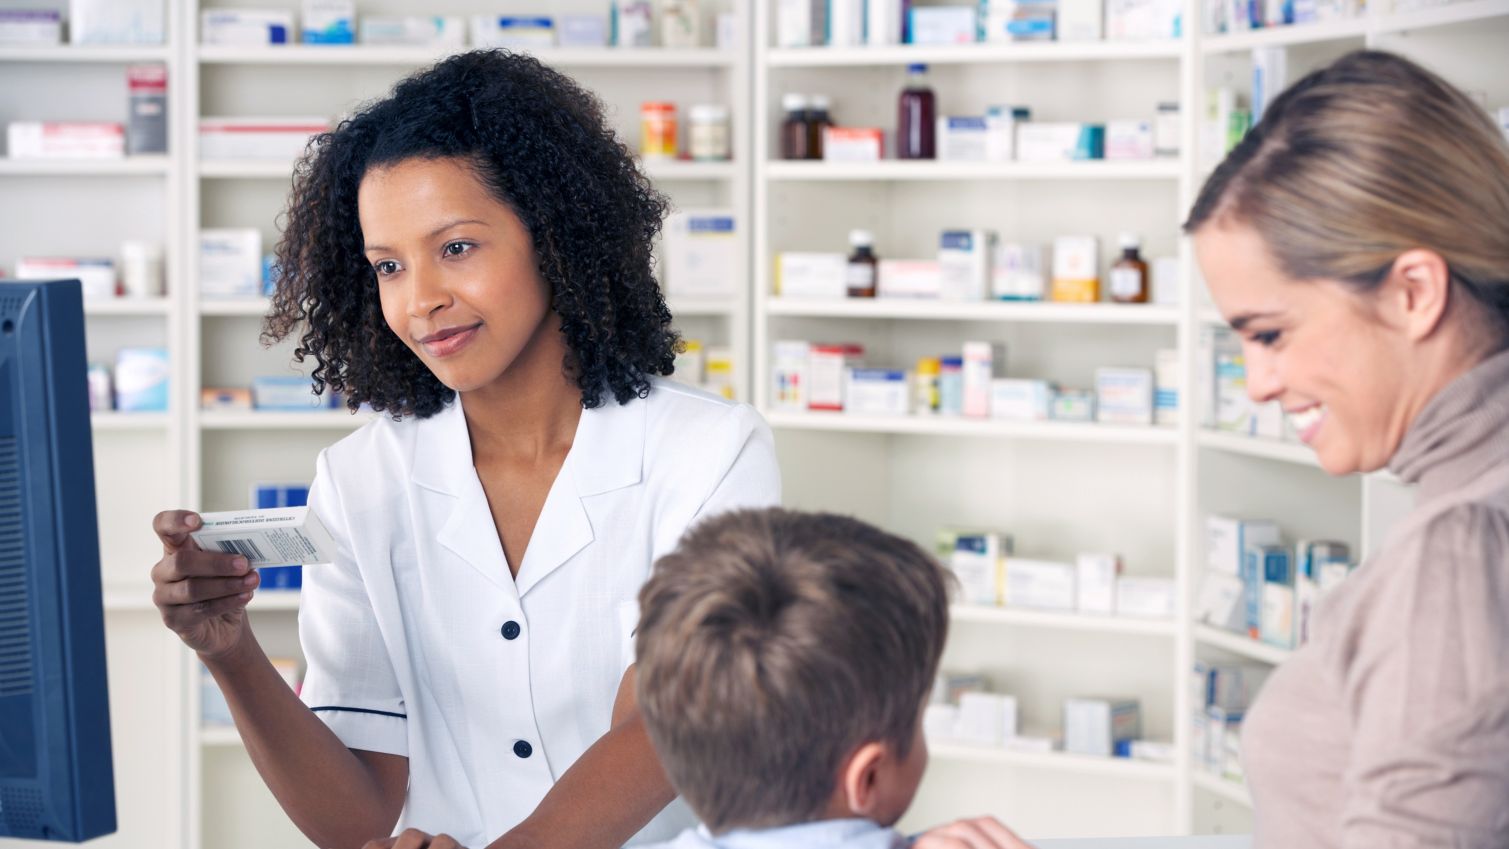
top-left (199, 117), bottom-right (330, 160)
top-left (7, 122), bottom-right (124, 159)
top-left (822, 127), bottom-right (884, 162)
top-left (808, 343), bottom-right (864, 412)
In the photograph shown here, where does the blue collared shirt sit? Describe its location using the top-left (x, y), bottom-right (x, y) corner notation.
top-left (639, 818), bottom-right (910, 849)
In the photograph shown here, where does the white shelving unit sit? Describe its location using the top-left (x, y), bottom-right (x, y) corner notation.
top-left (5, 1), bottom-right (1499, 847)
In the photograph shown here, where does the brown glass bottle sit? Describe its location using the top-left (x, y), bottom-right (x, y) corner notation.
top-left (846, 230), bottom-right (878, 298)
top-left (807, 95), bottom-right (833, 160)
top-left (1109, 233), bottom-right (1150, 304)
top-left (779, 93), bottom-right (810, 160)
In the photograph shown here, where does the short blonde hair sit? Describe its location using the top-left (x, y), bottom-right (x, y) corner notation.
top-left (1186, 50), bottom-right (1509, 336)
top-left (635, 509), bottom-right (950, 833)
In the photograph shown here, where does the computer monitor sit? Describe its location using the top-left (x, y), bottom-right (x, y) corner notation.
top-left (0, 279), bottom-right (116, 842)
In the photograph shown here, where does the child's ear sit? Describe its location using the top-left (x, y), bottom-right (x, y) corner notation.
top-left (840, 741), bottom-right (889, 817)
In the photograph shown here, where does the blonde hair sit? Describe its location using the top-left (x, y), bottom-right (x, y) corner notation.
top-left (1185, 50), bottom-right (1509, 334)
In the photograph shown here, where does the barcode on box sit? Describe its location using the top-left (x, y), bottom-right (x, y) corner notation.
top-left (215, 538), bottom-right (267, 562)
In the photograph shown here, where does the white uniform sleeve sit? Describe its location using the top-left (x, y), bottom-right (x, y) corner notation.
top-left (690, 403), bottom-right (782, 522)
top-left (297, 448), bottom-right (408, 757)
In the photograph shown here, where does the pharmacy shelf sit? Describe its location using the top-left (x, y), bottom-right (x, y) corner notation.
top-left (1199, 17), bottom-right (1370, 52)
top-left (200, 727), bottom-right (243, 748)
top-left (767, 298), bottom-right (1181, 325)
top-left (1197, 430), bottom-right (1320, 469)
top-left (199, 298), bottom-right (271, 317)
top-left (92, 412), bottom-right (171, 430)
top-left (199, 157), bottom-right (737, 182)
top-left (1200, 306), bottom-right (1225, 326)
top-left (1191, 771), bottom-right (1253, 807)
top-left (1377, 0), bottom-right (1509, 33)
top-left (766, 40), bottom-right (1182, 67)
top-left (199, 411), bottom-right (375, 431)
top-left (930, 742), bottom-right (1176, 782)
top-left (765, 160), bottom-right (1184, 182)
top-left (640, 159), bottom-right (739, 181)
top-left (85, 298), bottom-right (172, 316)
top-left (0, 45), bottom-right (172, 63)
top-left (0, 156), bottom-right (170, 177)
top-left (196, 45), bottom-right (736, 68)
top-left (950, 604), bottom-right (1178, 637)
top-left (668, 297), bottom-right (737, 317)
top-left (765, 411), bottom-right (1179, 445)
top-left (1193, 623), bottom-right (1293, 665)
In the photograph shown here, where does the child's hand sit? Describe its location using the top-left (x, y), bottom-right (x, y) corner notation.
top-left (912, 817), bottom-right (1035, 849)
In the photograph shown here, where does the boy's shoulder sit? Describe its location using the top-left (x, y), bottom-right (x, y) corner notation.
top-left (636, 821), bottom-right (908, 849)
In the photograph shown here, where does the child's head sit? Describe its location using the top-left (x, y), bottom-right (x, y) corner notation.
top-left (263, 50), bottom-right (679, 419)
top-left (635, 508), bottom-right (951, 834)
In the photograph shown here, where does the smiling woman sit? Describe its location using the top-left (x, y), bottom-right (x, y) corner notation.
top-left (146, 49), bottom-right (780, 849)
top-left (1185, 50), bottom-right (1509, 849)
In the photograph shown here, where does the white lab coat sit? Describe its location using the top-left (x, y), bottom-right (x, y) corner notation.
top-left (296, 378), bottom-right (782, 847)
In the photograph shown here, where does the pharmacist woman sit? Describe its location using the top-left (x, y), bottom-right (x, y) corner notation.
top-left (149, 51), bottom-right (779, 849)
top-left (1187, 50), bottom-right (1509, 848)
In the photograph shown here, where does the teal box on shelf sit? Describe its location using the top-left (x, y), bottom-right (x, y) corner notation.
top-left (252, 375), bottom-right (336, 411)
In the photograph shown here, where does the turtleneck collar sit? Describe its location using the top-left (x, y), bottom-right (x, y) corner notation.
top-left (1388, 347), bottom-right (1509, 504)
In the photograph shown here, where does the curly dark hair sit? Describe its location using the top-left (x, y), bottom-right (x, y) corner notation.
top-left (262, 49), bottom-right (679, 418)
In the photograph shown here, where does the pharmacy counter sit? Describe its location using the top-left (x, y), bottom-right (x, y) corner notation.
top-left (1037, 837), bottom-right (1250, 848)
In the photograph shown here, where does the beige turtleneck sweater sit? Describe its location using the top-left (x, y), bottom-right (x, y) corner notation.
top-left (1241, 348), bottom-right (1509, 849)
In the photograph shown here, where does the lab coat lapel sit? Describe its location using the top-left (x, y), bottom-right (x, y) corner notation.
top-left (513, 394), bottom-right (646, 598)
top-left (410, 399), bottom-right (513, 594)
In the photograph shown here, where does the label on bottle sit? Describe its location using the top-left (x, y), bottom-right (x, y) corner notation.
top-left (1111, 267), bottom-right (1143, 299)
top-left (847, 263), bottom-right (876, 288)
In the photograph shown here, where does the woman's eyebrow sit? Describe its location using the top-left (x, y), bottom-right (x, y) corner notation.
top-left (363, 219), bottom-right (488, 254)
top-left (1229, 311), bottom-right (1280, 331)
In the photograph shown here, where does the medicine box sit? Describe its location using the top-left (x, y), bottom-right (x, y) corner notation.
top-left (844, 368), bottom-right (910, 416)
top-left (191, 507), bottom-right (337, 569)
top-left (201, 387), bottom-right (253, 411)
top-left (777, 253), bottom-right (847, 299)
top-left (115, 348), bottom-right (169, 412)
top-left (992, 242), bottom-right (1046, 301)
top-left (1006, 558), bottom-right (1076, 611)
top-left (200, 229), bottom-right (263, 299)
top-left (1206, 516), bottom-right (1280, 576)
top-left (673, 339), bottom-right (706, 388)
top-left (1057, 0), bottom-right (1103, 39)
top-left (360, 16), bottom-right (466, 46)
top-left (302, 0), bottom-right (354, 43)
top-left (808, 344), bottom-right (862, 411)
top-left (939, 230), bottom-right (996, 301)
top-left (127, 65), bottom-right (168, 155)
top-left (72, 0), bottom-right (165, 44)
top-left (772, 340), bottom-right (811, 411)
top-left (8, 122), bottom-right (124, 159)
top-left (704, 347), bottom-right (735, 400)
top-left (0, 10), bottom-right (62, 45)
top-left (17, 258), bottom-right (115, 301)
top-left (471, 16), bottom-right (556, 48)
top-left (961, 341), bottom-right (1003, 419)
top-left (1106, 120), bottom-right (1155, 160)
top-left (199, 117), bottom-right (329, 160)
top-left (1116, 576), bottom-right (1175, 619)
top-left (1076, 553), bottom-right (1121, 614)
top-left (1017, 123), bottom-right (1104, 162)
top-left (1050, 388), bottom-right (1095, 422)
top-left (923, 704), bottom-right (959, 741)
top-left (984, 106), bottom-right (1024, 161)
top-left (201, 9), bottom-right (295, 45)
top-left (614, 1), bottom-right (653, 46)
top-left (934, 671), bottom-right (990, 705)
top-left (1051, 236), bottom-right (1099, 303)
top-left (559, 15), bottom-right (609, 46)
top-left (937, 116), bottom-right (990, 161)
top-left (87, 365), bottom-right (112, 412)
top-left (1243, 544), bottom-right (1289, 640)
top-left (989, 379), bottom-right (1053, 421)
top-left (877, 260), bottom-right (942, 299)
top-left (909, 6), bottom-right (978, 43)
top-left (776, 0), bottom-right (823, 47)
top-left (1064, 697), bottom-right (1141, 757)
top-left (1154, 348), bottom-right (1180, 426)
top-left (823, 127), bottom-right (884, 162)
top-left (1193, 569), bottom-right (1245, 631)
top-left (956, 692), bottom-right (1017, 745)
top-left (664, 209), bottom-right (737, 298)
top-left (952, 533), bottom-right (1003, 606)
top-left (1095, 367), bottom-right (1154, 426)
top-left (253, 375), bottom-right (331, 411)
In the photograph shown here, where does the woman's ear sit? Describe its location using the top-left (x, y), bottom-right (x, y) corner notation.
top-left (1386, 248), bottom-right (1453, 342)
top-left (839, 742), bottom-right (888, 818)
